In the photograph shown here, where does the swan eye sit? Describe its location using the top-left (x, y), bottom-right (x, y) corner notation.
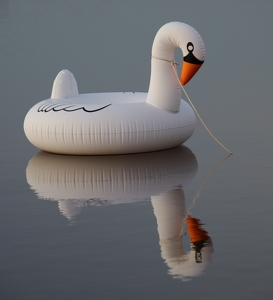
top-left (187, 42), bottom-right (194, 52)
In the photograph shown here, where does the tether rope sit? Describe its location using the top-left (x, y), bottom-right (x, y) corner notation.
top-left (152, 56), bottom-right (232, 155)
top-left (151, 55), bottom-right (179, 66)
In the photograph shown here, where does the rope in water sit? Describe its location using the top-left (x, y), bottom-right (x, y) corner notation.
top-left (151, 56), bottom-right (232, 155)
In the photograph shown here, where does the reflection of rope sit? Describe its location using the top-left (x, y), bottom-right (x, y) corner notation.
top-left (169, 61), bottom-right (232, 155)
top-left (186, 153), bottom-right (232, 217)
top-left (181, 153), bottom-right (232, 236)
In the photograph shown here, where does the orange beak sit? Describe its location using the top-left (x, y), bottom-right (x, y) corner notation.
top-left (180, 61), bottom-right (203, 86)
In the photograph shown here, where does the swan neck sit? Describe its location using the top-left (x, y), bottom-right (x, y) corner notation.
top-left (146, 56), bottom-right (181, 112)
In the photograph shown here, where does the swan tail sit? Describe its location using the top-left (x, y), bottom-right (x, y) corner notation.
top-left (51, 69), bottom-right (79, 99)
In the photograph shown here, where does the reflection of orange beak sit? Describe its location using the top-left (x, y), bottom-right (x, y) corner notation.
top-left (180, 62), bottom-right (203, 86)
top-left (187, 216), bottom-right (210, 243)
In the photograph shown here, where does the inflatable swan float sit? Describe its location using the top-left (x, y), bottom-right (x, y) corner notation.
top-left (24, 22), bottom-right (205, 155)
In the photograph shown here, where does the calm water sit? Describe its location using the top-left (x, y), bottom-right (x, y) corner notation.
top-left (1, 0), bottom-right (273, 299)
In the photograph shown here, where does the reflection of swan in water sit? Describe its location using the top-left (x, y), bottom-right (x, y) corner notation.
top-left (26, 146), bottom-right (197, 221)
top-left (26, 145), bottom-right (214, 280)
top-left (151, 191), bottom-right (213, 281)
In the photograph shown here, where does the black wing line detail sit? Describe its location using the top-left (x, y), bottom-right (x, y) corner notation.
top-left (38, 103), bottom-right (112, 113)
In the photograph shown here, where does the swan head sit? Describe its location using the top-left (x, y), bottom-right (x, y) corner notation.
top-left (147, 22), bottom-right (205, 112)
top-left (152, 22), bottom-right (206, 85)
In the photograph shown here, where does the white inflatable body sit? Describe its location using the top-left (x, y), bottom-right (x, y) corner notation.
top-left (24, 22), bottom-right (205, 155)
